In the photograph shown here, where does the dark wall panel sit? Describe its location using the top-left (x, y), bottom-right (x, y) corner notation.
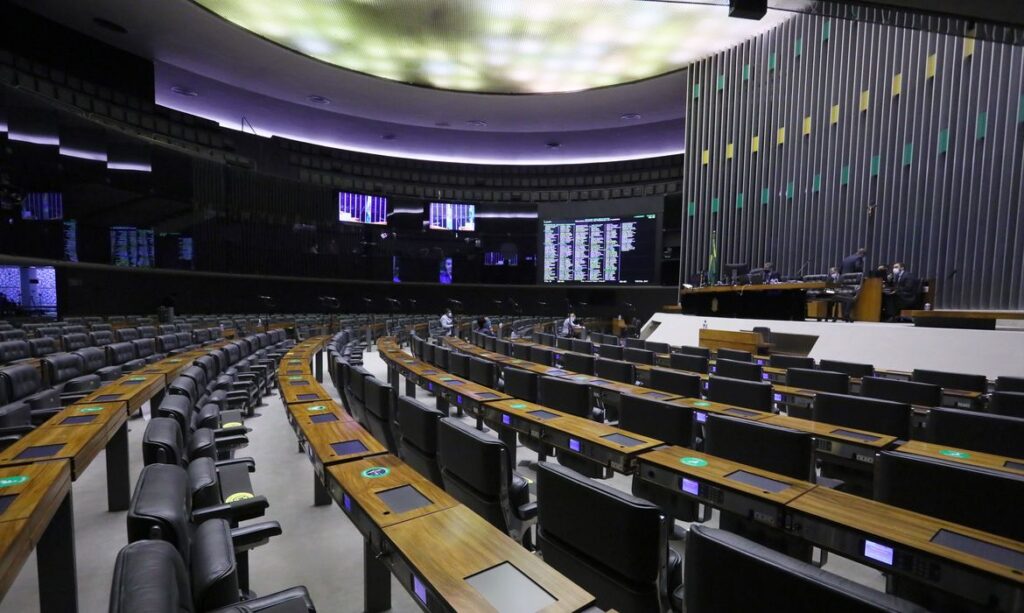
top-left (682, 13), bottom-right (1024, 309)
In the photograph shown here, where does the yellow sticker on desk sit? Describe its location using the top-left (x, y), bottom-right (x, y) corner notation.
top-left (222, 421), bottom-right (243, 428)
top-left (225, 492), bottom-right (254, 502)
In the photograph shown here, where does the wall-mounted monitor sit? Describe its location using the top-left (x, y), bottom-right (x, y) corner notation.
top-left (540, 213), bottom-right (657, 284)
top-left (110, 226), bottom-right (155, 267)
top-left (21, 193), bottom-right (63, 220)
top-left (429, 202), bottom-right (475, 231)
top-left (0, 265), bottom-right (57, 317)
top-left (338, 191), bottom-right (387, 225)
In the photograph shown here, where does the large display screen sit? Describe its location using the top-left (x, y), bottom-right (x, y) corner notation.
top-left (21, 193), bottom-right (63, 220)
top-left (429, 202), bottom-right (475, 231)
top-left (541, 214), bottom-right (656, 284)
top-left (338, 191), bottom-right (387, 224)
top-left (110, 226), bottom-right (155, 267)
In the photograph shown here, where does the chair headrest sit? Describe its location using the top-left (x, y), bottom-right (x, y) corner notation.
top-left (128, 464), bottom-right (192, 566)
top-left (397, 396), bottom-right (443, 451)
top-left (143, 418), bottom-right (186, 467)
top-left (437, 418), bottom-right (510, 496)
top-left (109, 540), bottom-right (192, 613)
top-left (0, 363), bottom-right (42, 399)
top-left (190, 519), bottom-right (239, 612)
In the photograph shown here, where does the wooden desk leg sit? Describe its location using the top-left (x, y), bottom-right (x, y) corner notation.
top-left (364, 538), bottom-right (391, 613)
top-left (404, 377), bottom-right (416, 398)
top-left (314, 473), bottom-right (331, 507)
top-left (106, 422), bottom-right (131, 512)
top-left (315, 350), bottom-right (324, 383)
top-left (38, 492), bottom-right (78, 613)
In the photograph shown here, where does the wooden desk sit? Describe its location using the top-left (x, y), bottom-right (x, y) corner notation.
top-left (384, 505), bottom-right (595, 612)
top-left (761, 413), bottom-right (896, 463)
top-left (666, 397), bottom-right (774, 424)
top-left (422, 372), bottom-right (511, 426)
top-left (787, 487), bottom-right (1024, 608)
top-left (902, 309), bottom-right (1024, 330)
top-left (279, 374), bottom-right (331, 405)
top-left (74, 373), bottom-right (164, 416)
top-left (896, 441), bottom-right (1024, 477)
top-left (483, 399), bottom-right (662, 474)
top-left (0, 461), bottom-right (75, 612)
top-left (298, 414), bottom-right (387, 506)
top-left (285, 399), bottom-right (352, 434)
top-left (699, 329), bottom-right (769, 354)
top-left (682, 284), bottom-right (823, 320)
top-left (636, 446), bottom-right (815, 526)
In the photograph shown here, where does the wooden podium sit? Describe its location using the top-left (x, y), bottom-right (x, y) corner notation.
top-left (806, 277), bottom-right (882, 322)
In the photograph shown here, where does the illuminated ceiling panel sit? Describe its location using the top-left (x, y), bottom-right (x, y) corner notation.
top-left (191, 0), bottom-right (805, 93)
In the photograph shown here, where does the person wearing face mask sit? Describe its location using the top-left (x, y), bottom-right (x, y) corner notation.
top-left (883, 262), bottom-right (919, 321)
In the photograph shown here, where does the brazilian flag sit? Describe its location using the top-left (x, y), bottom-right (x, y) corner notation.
top-left (707, 230), bottom-right (719, 284)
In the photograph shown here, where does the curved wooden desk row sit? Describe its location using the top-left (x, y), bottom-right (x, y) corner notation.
top-left (0, 341), bottom-right (235, 613)
top-left (392, 333), bottom-right (1024, 610)
top-left (280, 336), bottom-right (597, 613)
top-left (481, 338), bottom-right (1002, 474)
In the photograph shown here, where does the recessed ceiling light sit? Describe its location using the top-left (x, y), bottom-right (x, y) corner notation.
top-left (170, 86), bottom-right (198, 97)
top-left (93, 17), bottom-right (128, 34)
top-left (381, 133), bottom-right (397, 140)
top-left (466, 119), bottom-right (488, 127)
top-left (620, 112), bottom-right (642, 120)
top-left (307, 95), bottom-right (331, 105)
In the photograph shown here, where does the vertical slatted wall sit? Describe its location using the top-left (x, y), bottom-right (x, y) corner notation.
top-left (681, 13), bottom-right (1024, 309)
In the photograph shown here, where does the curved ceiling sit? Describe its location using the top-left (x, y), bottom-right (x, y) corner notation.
top-left (14, 0), bottom-right (810, 164)
top-left (191, 0), bottom-right (798, 94)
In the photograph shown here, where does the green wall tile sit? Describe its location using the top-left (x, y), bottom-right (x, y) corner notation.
top-left (768, 52), bottom-right (777, 71)
top-left (1018, 95), bottom-right (1024, 123)
top-left (822, 19), bottom-right (831, 41)
top-left (976, 111), bottom-right (988, 140)
top-left (938, 128), bottom-right (950, 153)
top-left (840, 165), bottom-right (850, 186)
top-left (742, 64), bottom-right (750, 81)
top-left (902, 142), bottom-right (914, 166)
top-left (812, 174), bottom-right (821, 192)
top-left (785, 182), bottom-right (794, 199)
top-left (716, 74), bottom-right (726, 91)
top-left (692, 83), bottom-right (701, 99)
top-left (687, 201), bottom-right (696, 217)
top-left (711, 197), bottom-right (720, 213)
top-left (870, 155), bottom-right (881, 177)
top-left (761, 188), bottom-right (770, 204)
top-left (736, 192), bottom-right (744, 209)
top-left (794, 37), bottom-right (803, 57)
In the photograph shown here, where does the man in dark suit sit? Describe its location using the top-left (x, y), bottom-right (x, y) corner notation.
top-left (883, 262), bottom-right (920, 321)
top-left (840, 248), bottom-right (867, 274)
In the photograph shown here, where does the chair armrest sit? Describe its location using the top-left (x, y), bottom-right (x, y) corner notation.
top-left (193, 494), bottom-right (269, 524)
top-left (230, 520), bottom-right (282, 551)
top-left (215, 457), bottom-right (256, 472)
top-left (208, 586), bottom-right (315, 613)
top-left (212, 433), bottom-right (249, 450)
top-left (516, 501), bottom-right (538, 521)
top-left (0, 424), bottom-right (35, 437)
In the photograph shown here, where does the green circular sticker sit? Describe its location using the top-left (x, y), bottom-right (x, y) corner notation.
top-left (693, 401), bottom-right (711, 407)
top-left (129, 377), bottom-right (147, 382)
top-left (289, 376), bottom-right (303, 381)
top-left (307, 405), bottom-right (328, 412)
top-left (510, 403), bottom-right (527, 409)
top-left (361, 467), bottom-right (391, 479)
top-left (0, 475), bottom-right (29, 488)
top-left (680, 457), bottom-right (709, 467)
top-left (289, 360), bottom-right (301, 364)
top-left (77, 406), bottom-right (106, 413)
top-left (940, 449), bottom-right (971, 459)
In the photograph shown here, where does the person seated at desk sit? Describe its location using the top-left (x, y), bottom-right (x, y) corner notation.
top-left (883, 262), bottom-right (920, 322)
top-left (440, 309), bottom-right (454, 336)
top-left (763, 262), bottom-right (780, 283)
top-left (561, 312), bottom-right (585, 338)
top-left (476, 316), bottom-right (495, 337)
top-left (840, 247), bottom-right (867, 274)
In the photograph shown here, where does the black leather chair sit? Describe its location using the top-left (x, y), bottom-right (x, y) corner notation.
top-left (911, 368), bottom-right (987, 393)
top-left (645, 341), bottom-right (669, 354)
top-left (536, 462), bottom-right (682, 613)
top-left (624, 337), bottom-right (646, 349)
top-left (158, 324), bottom-right (178, 335)
top-left (469, 356), bottom-right (499, 388)
top-left (598, 344), bottom-right (624, 360)
top-left (813, 392), bottom-right (911, 440)
top-left (648, 368), bottom-right (701, 399)
top-left (714, 358), bottom-right (763, 382)
top-left (363, 377), bottom-right (397, 454)
top-left (143, 417), bottom-right (253, 509)
top-left (595, 358), bottom-right (636, 385)
top-left (421, 342), bottom-right (434, 365)
top-left (494, 339), bottom-right (512, 356)
top-left (769, 354), bottom-right (815, 370)
top-left (396, 396), bottom-right (444, 487)
top-left (109, 539), bottom-right (317, 613)
top-left (818, 359), bottom-right (874, 378)
top-left (539, 376), bottom-right (599, 421)
top-left (0, 340), bottom-right (30, 365)
top-left (132, 338), bottom-right (162, 364)
top-left (106, 342), bottom-right (145, 372)
top-left (619, 394), bottom-right (692, 447)
top-left (116, 327), bottom-right (140, 342)
top-left (675, 345), bottom-right (710, 358)
top-left (786, 368), bottom-right (850, 394)
top-left (512, 343), bottom-right (532, 360)
top-left (41, 352), bottom-right (100, 405)
top-left (669, 352), bottom-right (709, 374)
top-left (27, 337), bottom-right (58, 358)
top-left (72, 346), bottom-right (119, 381)
top-left (561, 352), bottom-right (595, 375)
top-left (0, 329), bottom-right (27, 342)
top-left (195, 355), bottom-right (259, 416)
top-left (60, 333), bottom-right (90, 352)
top-left (989, 391), bottom-right (1024, 419)
top-left (36, 326), bottom-right (62, 339)
top-left (437, 418), bottom-right (535, 545)
top-left (705, 376), bottom-right (772, 412)
top-left (0, 364), bottom-right (60, 425)
top-left (155, 395), bottom-right (247, 459)
top-left (996, 376), bottom-right (1024, 393)
top-left (137, 325), bottom-right (158, 338)
top-left (925, 407), bottom-right (1024, 458)
top-left (682, 526), bottom-right (926, 613)
top-left (157, 334), bottom-right (181, 355)
top-left (345, 365), bottom-right (371, 426)
top-left (90, 330), bottom-right (115, 347)
top-left (447, 352), bottom-right (470, 379)
top-left (716, 348), bottom-right (751, 362)
top-left (431, 345), bottom-right (450, 371)
top-left (530, 345), bottom-right (554, 366)
top-left (861, 376), bottom-right (941, 407)
top-left (571, 339), bottom-right (593, 354)
top-left (126, 464), bottom-right (285, 604)
top-left (623, 347), bottom-right (655, 365)
top-left (556, 337), bottom-right (573, 350)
